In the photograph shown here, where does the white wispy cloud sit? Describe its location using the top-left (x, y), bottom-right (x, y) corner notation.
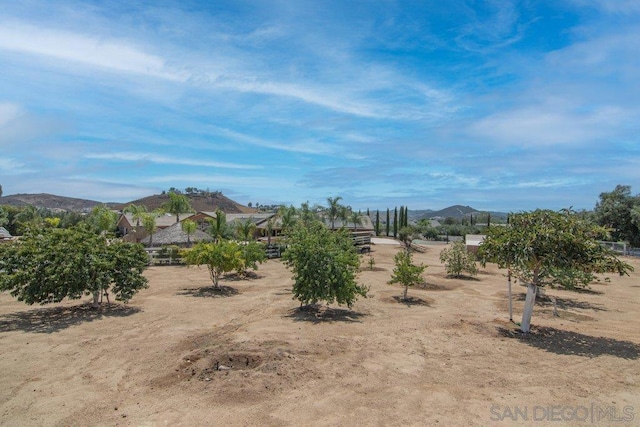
top-left (0, 22), bottom-right (187, 81)
top-left (143, 174), bottom-right (291, 189)
top-left (207, 126), bottom-right (335, 155)
top-left (84, 152), bottom-right (261, 170)
top-left (470, 105), bottom-right (633, 147)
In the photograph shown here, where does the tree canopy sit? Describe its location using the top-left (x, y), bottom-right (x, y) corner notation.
top-left (283, 221), bottom-right (367, 308)
top-left (594, 185), bottom-right (640, 246)
top-left (439, 241), bottom-right (478, 278)
top-left (162, 192), bottom-right (193, 223)
top-left (0, 225), bottom-right (148, 307)
top-left (478, 209), bottom-right (632, 332)
top-left (388, 249), bottom-right (426, 301)
top-left (182, 240), bottom-right (243, 289)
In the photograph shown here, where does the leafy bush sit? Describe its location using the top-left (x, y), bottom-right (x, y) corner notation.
top-left (439, 241), bottom-right (478, 278)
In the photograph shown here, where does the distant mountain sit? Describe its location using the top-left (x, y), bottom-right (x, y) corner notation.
top-left (0, 191), bottom-right (255, 214)
top-left (0, 193), bottom-right (112, 212)
top-left (409, 205), bottom-right (478, 220)
top-left (114, 191), bottom-right (255, 214)
top-left (409, 205), bottom-right (508, 221)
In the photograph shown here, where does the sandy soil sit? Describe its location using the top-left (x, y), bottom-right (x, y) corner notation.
top-left (1, 242), bottom-right (639, 426)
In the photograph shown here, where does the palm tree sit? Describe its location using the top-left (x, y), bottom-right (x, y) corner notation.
top-left (326, 196), bottom-right (343, 229)
top-left (162, 192), bottom-right (193, 223)
top-left (181, 219), bottom-right (197, 247)
top-left (278, 205), bottom-right (297, 237)
top-left (142, 213), bottom-right (157, 247)
top-left (207, 208), bottom-right (227, 242)
top-left (265, 217), bottom-right (275, 246)
top-left (349, 210), bottom-right (363, 232)
top-left (235, 217), bottom-right (256, 242)
top-left (124, 204), bottom-right (147, 226)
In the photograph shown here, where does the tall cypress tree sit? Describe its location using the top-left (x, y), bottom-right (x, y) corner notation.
top-left (404, 206), bottom-right (409, 227)
top-left (399, 205), bottom-right (404, 230)
top-left (393, 207), bottom-right (398, 238)
top-left (386, 208), bottom-right (390, 236)
top-left (375, 210), bottom-right (380, 236)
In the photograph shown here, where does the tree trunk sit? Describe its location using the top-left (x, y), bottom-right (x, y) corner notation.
top-left (521, 283), bottom-right (537, 333)
top-left (507, 269), bottom-right (513, 322)
top-left (403, 285), bottom-right (408, 301)
top-left (92, 291), bottom-right (100, 308)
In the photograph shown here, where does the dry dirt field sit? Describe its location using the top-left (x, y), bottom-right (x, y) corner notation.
top-left (1, 241), bottom-right (639, 426)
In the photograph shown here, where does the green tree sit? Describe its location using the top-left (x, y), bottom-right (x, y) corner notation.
top-left (0, 206), bottom-right (8, 228)
top-left (237, 241), bottom-right (266, 275)
top-left (299, 202), bottom-right (318, 227)
top-left (13, 205), bottom-right (44, 234)
top-left (388, 250), bottom-right (426, 301)
top-left (0, 225), bottom-right (148, 308)
top-left (141, 213), bottom-right (157, 247)
top-left (375, 210), bottom-right (380, 236)
top-left (162, 191), bottom-right (193, 223)
top-left (181, 219), bottom-right (197, 247)
top-left (278, 205), bottom-right (297, 237)
top-left (398, 225), bottom-right (417, 249)
top-left (207, 208), bottom-right (228, 242)
top-left (439, 241), bottom-right (478, 278)
top-left (87, 205), bottom-right (117, 236)
top-left (349, 210), bottom-right (363, 232)
top-left (393, 207), bottom-right (398, 238)
top-left (264, 217), bottom-right (275, 246)
top-left (182, 240), bottom-right (243, 289)
top-left (326, 196), bottom-right (344, 229)
top-left (478, 209), bottom-right (633, 332)
top-left (235, 217), bottom-right (256, 242)
top-left (283, 221), bottom-right (367, 308)
top-left (386, 208), bottom-right (390, 236)
top-left (594, 185), bottom-right (640, 246)
top-left (123, 204), bottom-right (147, 227)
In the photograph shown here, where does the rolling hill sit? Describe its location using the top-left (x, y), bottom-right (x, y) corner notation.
top-left (0, 193), bottom-right (111, 212)
top-left (0, 191), bottom-right (255, 214)
top-left (113, 191), bottom-right (255, 214)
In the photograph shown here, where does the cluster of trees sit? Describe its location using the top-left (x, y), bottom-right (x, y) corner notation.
top-left (593, 185), bottom-right (640, 246)
top-left (1, 187), bottom-right (637, 332)
top-left (0, 205), bottom-right (86, 236)
top-left (161, 187), bottom-right (221, 197)
top-left (0, 224), bottom-right (149, 307)
top-left (373, 206), bottom-right (410, 238)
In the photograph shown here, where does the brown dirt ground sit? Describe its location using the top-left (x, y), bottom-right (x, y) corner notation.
top-left (1, 242), bottom-right (639, 426)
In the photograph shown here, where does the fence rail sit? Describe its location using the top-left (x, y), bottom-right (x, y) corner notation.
top-left (599, 241), bottom-right (640, 257)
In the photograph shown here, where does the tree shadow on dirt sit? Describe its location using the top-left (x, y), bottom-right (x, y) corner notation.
top-left (390, 295), bottom-right (432, 307)
top-left (285, 305), bottom-right (367, 323)
top-left (223, 271), bottom-right (263, 281)
top-left (497, 326), bottom-right (640, 359)
top-left (444, 275), bottom-right (481, 281)
top-left (416, 281), bottom-right (462, 291)
top-left (515, 293), bottom-right (607, 311)
top-left (0, 303), bottom-right (141, 334)
top-left (178, 286), bottom-right (240, 298)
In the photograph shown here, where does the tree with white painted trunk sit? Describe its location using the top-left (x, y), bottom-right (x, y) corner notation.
top-left (478, 209), bottom-right (632, 333)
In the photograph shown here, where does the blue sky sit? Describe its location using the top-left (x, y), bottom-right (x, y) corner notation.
top-left (1, 0), bottom-right (639, 212)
